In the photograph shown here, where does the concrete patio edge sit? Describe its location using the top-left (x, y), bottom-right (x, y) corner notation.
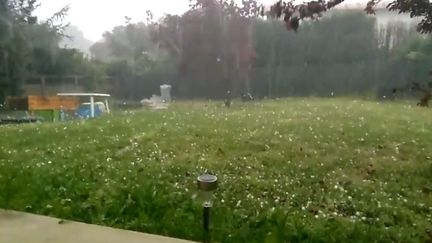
top-left (0, 209), bottom-right (195, 243)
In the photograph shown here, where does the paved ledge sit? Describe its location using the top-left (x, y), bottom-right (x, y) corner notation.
top-left (0, 209), bottom-right (194, 243)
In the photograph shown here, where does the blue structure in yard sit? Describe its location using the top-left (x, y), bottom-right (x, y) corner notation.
top-left (75, 103), bottom-right (103, 119)
top-left (57, 93), bottom-right (111, 119)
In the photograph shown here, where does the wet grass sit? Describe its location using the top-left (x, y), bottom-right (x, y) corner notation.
top-left (1, 98), bottom-right (432, 242)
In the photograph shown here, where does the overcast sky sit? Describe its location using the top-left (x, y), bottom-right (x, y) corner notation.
top-left (35, 0), bottom-right (365, 42)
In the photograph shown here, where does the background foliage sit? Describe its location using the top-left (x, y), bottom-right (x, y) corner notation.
top-left (0, 0), bottom-right (431, 102)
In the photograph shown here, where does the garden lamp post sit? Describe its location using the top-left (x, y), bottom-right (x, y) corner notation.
top-left (197, 174), bottom-right (218, 242)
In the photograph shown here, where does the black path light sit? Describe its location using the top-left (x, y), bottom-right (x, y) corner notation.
top-left (197, 174), bottom-right (218, 242)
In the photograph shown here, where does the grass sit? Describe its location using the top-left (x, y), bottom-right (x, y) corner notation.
top-left (0, 98), bottom-right (432, 242)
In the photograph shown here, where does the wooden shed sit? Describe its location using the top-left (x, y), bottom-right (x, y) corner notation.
top-left (6, 96), bottom-right (80, 111)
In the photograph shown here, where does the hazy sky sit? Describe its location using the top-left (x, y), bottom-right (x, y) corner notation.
top-left (35, 0), bottom-right (364, 42)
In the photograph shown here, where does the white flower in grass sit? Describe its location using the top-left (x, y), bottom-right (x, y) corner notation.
top-left (236, 200), bottom-right (242, 207)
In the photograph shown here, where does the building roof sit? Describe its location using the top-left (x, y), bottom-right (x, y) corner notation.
top-left (57, 93), bottom-right (111, 97)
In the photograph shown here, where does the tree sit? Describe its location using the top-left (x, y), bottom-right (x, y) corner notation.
top-left (387, 0), bottom-right (432, 33)
top-left (0, 0), bottom-right (69, 103)
top-left (252, 11), bottom-right (385, 97)
top-left (60, 25), bottom-right (94, 56)
top-left (152, 0), bottom-right (260, 98)
top-left (0, 0), bottom-right (41, 102)
top-left (91, 20), bottom-right (177, 100)
top-left (268, 0), bottom-right (432, 34)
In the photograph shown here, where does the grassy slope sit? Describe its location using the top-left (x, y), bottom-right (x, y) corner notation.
top-left (0, 98), bottom-right (431, 242)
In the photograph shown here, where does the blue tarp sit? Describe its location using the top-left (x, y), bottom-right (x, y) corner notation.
top-left (75, 104), bottom-right (103, 119)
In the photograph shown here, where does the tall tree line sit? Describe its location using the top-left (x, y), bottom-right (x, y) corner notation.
top-left (253, 11), bottom-right (385, 97)
top-left (2, 0), bottom-right (430, 102)
top-left (92, 6), bottom-right (422, 99)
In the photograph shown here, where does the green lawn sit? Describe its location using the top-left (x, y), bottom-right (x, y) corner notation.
top-left (1, 98), bottom-right (432, 242)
